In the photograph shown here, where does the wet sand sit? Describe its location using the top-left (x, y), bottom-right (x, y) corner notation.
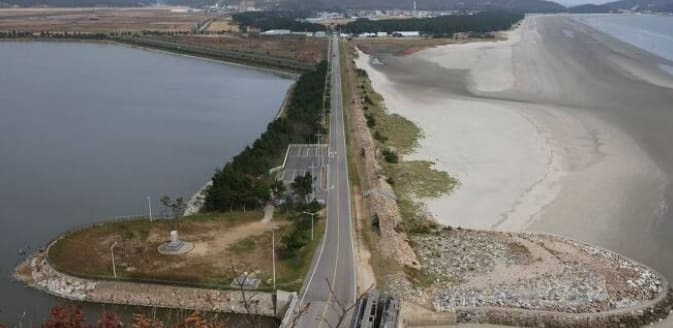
top-left (355, 14), bottom-right (673, 289)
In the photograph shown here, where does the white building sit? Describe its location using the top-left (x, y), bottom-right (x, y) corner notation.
top-left (376, 32), bottom-right (388, 37)
top-left (358, 32), bottom-right (377, 38)
top-left (261, 29), bottom-right (291, 36)
top-left (392, 31), bottom-right (420, 37)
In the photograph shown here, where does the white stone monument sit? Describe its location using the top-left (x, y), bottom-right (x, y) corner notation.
top-left (158, 230), bottom-right (193, 255)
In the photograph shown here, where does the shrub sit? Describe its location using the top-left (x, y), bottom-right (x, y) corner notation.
top-left (365, 113), bottom-right (376, 127)
top-left (382, 148), bottom-right (399, 163)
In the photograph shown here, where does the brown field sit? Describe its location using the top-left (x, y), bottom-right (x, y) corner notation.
top-left (48, 211), bottom-right (325, 292)
top-left (168, 34), bottom-right (328, 63)
top-left (0, 7), bottom-right (210, 32)
top-left (205, 18), bottom-right (240, 33)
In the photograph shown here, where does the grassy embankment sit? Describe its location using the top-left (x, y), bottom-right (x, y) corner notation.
top-left (340, 40), bottom-right (458, 287)
top-left (352, 55), bottom-right (458, 234)
top-left (49, 210), bottom-right (324, 292)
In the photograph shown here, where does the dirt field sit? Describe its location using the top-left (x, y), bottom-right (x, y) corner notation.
top-left (205, 18), bottom-right (240, 33)
top-left (0, 7), bottom-right (209, 32)
top-left (48, 211), bottom-right (324, 291)
top-left (168, 34), bottom-right (327, 63)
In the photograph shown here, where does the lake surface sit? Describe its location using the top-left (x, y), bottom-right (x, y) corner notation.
top-left (0, 41), bottom-right (292, 324)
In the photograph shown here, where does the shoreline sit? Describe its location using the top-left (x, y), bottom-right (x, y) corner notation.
top-left (15, 250), bottom-right (286, 319)
top-left (351, 15), bottom-right (673, 326)
top-left (355, 14), bottom-right (672, 235)
top-left (0, 38), bottom-right (303, 79)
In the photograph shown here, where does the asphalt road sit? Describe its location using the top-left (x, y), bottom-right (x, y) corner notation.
top-left (296, 34), bottom-right (357, 327)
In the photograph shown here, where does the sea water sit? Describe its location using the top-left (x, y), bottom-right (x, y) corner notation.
top-left (575, 14), bottom-right (673, 75)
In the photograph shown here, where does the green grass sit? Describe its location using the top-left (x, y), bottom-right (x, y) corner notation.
top-left (357, 76), bottom-right (421, 154)
top-left (275, 218), bottom-right (326, 291)
top-left (385, 161), bottom-right (459, 199)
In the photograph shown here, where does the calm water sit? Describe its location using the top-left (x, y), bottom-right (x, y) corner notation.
top-left (0, 42), bottom-right (292, 324)
top-left (576, 14), bottom-right (673, 69)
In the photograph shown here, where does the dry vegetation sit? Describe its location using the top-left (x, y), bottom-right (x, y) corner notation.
top-left (48, 211), bottom-right (324, 291)
top-left (167, 34), bottom-right (327, 63)
top-left (349, 45), bottom-right (459, 234)
top-left (205, 19), bottom-right (240, 33)
top-left (0, 7), bottom-right (208, 33)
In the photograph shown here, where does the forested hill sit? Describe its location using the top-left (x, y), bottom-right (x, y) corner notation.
top-left (285, 0), bottom-right (565, 12)
top-left (569, 0), bottom-right (673, 12)
top-left (0, 0), bottom-right (213, 7)
top-left (232, 11), bottom-right (326, 32)
top-left (2, 0), bottom-right (565, 13)
top-left (339, 11), bottom-right (524, 36)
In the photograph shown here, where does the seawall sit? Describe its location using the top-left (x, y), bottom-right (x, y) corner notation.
top-left (15, 250), bottom-right (286, 318)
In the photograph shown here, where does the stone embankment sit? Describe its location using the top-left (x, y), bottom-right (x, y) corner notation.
top-left (343, 47), bottom-right (419, 270)
top-left (184, 181), bottom-right (212, 216)
top-left (15, 250), bottom-right (284, 317)
top-left (408, 228), bottom-right (673, 327)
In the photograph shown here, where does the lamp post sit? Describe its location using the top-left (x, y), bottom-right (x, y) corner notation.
top-left (302, 211), bottom-right (319, 241)
top-left (147, 196), bottom-right (152, 222)
top-left (110, 241), bottom-right (118, 278)
top-left (271, 223), bottom-right (279, 291)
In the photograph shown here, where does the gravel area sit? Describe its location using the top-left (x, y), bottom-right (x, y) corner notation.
top-left (410, 229), bottom-right (665, 313)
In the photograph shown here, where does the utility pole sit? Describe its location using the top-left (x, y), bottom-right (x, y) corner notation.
top-left (147, 196), bottom-right (152, 222)
top-left (110, 241), bottom-right (118, 278)
top-left (302, 211), bottom-right (319, 241)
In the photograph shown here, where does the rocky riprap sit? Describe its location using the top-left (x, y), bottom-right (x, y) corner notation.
top-left (411, 229), bottom-right (665, 314)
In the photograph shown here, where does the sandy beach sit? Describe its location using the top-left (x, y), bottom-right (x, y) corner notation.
top-left (355, 14), bottom-right (673, 285)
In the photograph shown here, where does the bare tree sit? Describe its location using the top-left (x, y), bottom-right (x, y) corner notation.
top-left (323, 279), bottom-right (374, 328)
top-left (282, 279), bottom-right (373, 328)
top-left (230, 264), bottom-right (262, 328)
top-left (160, 195), bottom-right (187, 230)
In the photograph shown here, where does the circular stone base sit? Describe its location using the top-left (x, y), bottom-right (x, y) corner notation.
top-left (157, 241), bottom-right (194, 255)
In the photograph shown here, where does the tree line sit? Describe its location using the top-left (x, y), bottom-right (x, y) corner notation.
top-left (338, 11), bottom-right (524, 36)
top-left (232, 11), bottom-right (326, 33)
top-left (0, 30), bottom-right (193, 39)
top-left (204, 61), bottom-right (327, 212)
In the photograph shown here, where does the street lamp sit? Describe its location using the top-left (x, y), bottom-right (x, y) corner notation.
top-left (271, 223), bottom-right (279, 291)
top-left (302, 211), bottom-right (319, 241)
top-left (147, 196), bottom-right (152, 222)
top-left (110, 241), bottom-right (118, 278)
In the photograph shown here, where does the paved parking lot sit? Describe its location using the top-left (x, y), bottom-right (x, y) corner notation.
top-left (281, 144), bottom-right (328, 201)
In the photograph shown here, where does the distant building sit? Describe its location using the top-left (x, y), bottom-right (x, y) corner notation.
top-left (358, 32), bottom-right (377, 38)
top-left (392, 31), bottom-right (420, 37)
top-left (314, 31), bottom-right (327, 38)
top-left (290, 31), bottom-right (313, 37)
top-left (261, 29), bottom-right (291, 36)
top-left (376, 32), bottom-right (388, 37)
